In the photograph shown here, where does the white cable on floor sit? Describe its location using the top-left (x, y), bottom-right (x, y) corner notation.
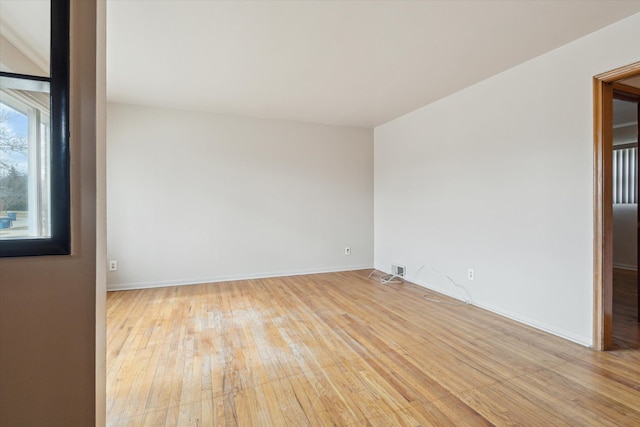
top-left (380, 273), bottom-right (403, 284)
top-left (367, 269), bottom-right (403, 285)
top-left (416, 265), bottom-right (471, 305)
top-left (368, 267), bottom-right (471, 307)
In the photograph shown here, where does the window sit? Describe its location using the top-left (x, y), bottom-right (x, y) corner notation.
top-left (1, 79), bottom-right (51, 239)
top-left (0, 0), bottom-right (69, 257)
top-left (613, 145), bottom-right (638, 205)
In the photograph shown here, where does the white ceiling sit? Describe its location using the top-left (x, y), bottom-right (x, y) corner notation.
top-left (0, 0), bottom-right (49, 75)
top-left (3, 1), bottom-right (640, 128)
top-left (106, 0), bottom-right (640, 128)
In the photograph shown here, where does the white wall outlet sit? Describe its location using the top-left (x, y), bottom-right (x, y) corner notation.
top-left (109, 260), bottom-right (118, 272)
top-left (345, 247), bottom-right (351, 255)
top-left (467, 268), bottom-right (474, 281)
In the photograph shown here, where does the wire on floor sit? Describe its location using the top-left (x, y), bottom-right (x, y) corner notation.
top-left (367, 269), bottom-right (403, 285)
top-left (416, 265), bottom-right (472, 305)
top-left (368, 267), bottom-right (472, 306)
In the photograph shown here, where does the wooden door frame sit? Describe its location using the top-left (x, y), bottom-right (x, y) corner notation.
top-left (593, 61), bottom-right (640, 351)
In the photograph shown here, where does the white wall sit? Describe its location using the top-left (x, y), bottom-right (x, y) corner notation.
top-left (107, 103), bottom-right (373, 289)
top-left (374, 13), bottom-right (640, 347)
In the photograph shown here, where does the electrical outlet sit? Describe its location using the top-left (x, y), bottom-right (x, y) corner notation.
top-left (345, 247), bottom-right (351, 255)
top-left (109, 260), bottom-right (118, 272)
top-left (467, 268), bottom-right (474, 281)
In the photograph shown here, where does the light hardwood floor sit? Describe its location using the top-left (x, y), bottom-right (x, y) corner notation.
top-left (107, 270), bottom-right (640, 426)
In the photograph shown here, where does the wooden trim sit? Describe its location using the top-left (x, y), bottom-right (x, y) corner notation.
top-left (593, 61), bottom-right (640, 350)
top-left (593, 77), bottom-right (613, 351)
top-left (595, 62), bottom-right (640, 83)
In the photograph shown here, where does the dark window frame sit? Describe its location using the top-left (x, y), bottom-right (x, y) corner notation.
top-left (0, 0), bottom-right (70, 257)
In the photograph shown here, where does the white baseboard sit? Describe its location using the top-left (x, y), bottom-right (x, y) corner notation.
top-left (613, 263), bottom-right (637, 271)
top-left (401, 273), bottom-right (592, 348)
top-left (468, 300), bottom-right (592, 347)
top-left (107, 264), bottom-right (373, 291)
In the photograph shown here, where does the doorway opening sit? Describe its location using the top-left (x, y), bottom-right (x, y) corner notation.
top-left (594, 62), bottom-right (640, 351)
top-left (612, 92), bottom-right (639, 348)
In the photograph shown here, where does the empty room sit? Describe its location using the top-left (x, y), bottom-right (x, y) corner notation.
top-left (2, 1), bottom-right (640, 426)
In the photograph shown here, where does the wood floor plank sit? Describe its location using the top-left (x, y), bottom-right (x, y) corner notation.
top-left (457, 376), bottom-right (573, 427)
top-left (107, 270), bottom-right (640, 426)
top-left (502, 367), bottom-right (640, 426)
top-left (360, 396), bottom-right (493, 427)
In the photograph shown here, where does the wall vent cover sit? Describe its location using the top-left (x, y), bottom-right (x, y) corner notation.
top-left (392, 264), bottom-right (405, 277)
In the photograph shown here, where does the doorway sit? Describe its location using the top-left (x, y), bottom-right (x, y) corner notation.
top-left (594, 62), bottom-right (640, 351)
top-left (612, 93), bottom-right (639, 348)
